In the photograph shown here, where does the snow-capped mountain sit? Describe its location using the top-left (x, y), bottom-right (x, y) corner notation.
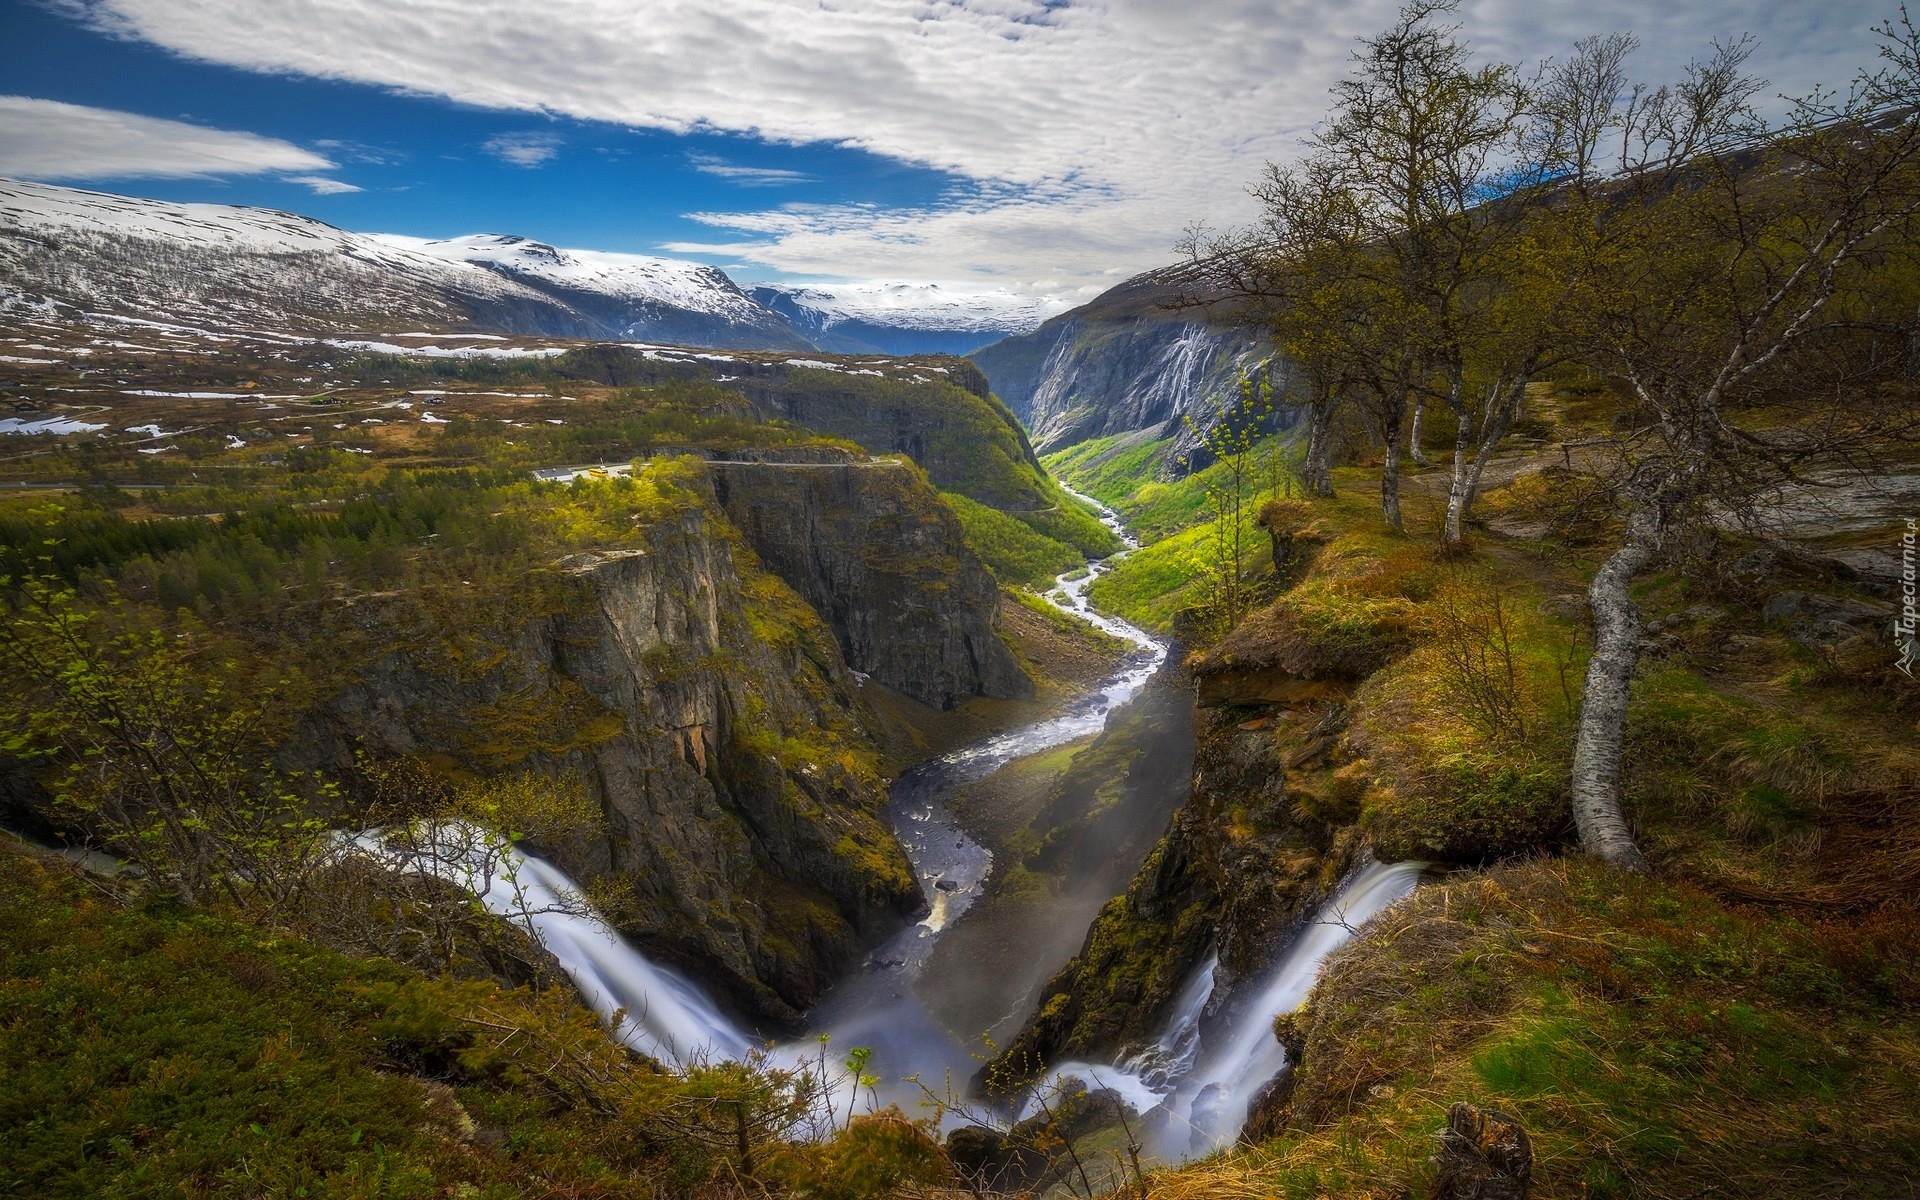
top-left (376, 233), bottom-right (808, 349)
top-left (750, 281), bottom-right (1054, 356)
top-left (0, 179), bottom-right (1066, 356)
top-left (0, 180), bottom-right (806, 349)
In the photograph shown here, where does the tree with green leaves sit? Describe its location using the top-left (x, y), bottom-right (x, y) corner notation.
top-left (1555, 18), bottom-right (1920, 868)
top-left (1192, 0), bottom-right (1529, 533)
top-left (0, 565), bottom-right (337, 915)
top-left (1180, 370), bottom-right (1288, 633)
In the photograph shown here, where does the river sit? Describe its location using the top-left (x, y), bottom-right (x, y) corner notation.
top-left (418, 485), bottom-right (1418, 1161)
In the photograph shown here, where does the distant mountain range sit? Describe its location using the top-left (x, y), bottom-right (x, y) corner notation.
top-left (0, 179), bottom-right (1050, 355)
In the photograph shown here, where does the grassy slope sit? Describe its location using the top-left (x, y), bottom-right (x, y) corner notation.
top-left (1046, 386), bottom-right (1920, 1197)
top-left (1043, 429), bottom-right (1290, 632)
top-left (941, 481), bottom-right (1121, 589)
top-left (0, 843), bottom-right (624, 1199)
top-left (1150, 860), bottom-right (1920, 1199)
top-left (0, 844), bottom-right (965, 1199)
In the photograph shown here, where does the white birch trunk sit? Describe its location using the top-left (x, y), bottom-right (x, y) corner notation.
top-left (1441, 409), bottom-right (1475, 544)
top-left (1442, 379), bottom-right (1522, 544)
top-left (1306, 396), bottom-right (1336, 498)
top-left (1568, 500), bottom-right (1657, 871)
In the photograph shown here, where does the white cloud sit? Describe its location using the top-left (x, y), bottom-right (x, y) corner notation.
top-left (0, 95), bottom-right (334, 181)
top-left (313, 137), bottom-right (397, 165)
top-left (688, 153), bottom-right (812, 187)
top-left (285, 174), bottom-right (363, 194)
top-left (483, 132), bottom-right (561, 166)
top-left (46, 0), bottom-right (1897, 288)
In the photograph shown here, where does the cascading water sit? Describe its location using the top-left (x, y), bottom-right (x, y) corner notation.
top-left (379, 485), bottom-right (1415, 1158)
top-left (1038, 859), bottom-right (1424, 1160)
top-left (471, 851), bottom-right (759, 1064)
top-left (344, 822), bottom-right (752, 1065)
top-left (371, 487), bottom-right (1162, 1083)
top-left (1134, 324), bottom-right (1217, 425)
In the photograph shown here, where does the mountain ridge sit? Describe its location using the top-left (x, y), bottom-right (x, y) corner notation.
top-left (969, 262), bottom-right (1271, 457)
top-left (0, 179), bottom-right (1045, 355)
top-left (750, 280), bottom-right (1051, 356)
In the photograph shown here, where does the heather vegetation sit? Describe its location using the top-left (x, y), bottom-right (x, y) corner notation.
top-left (0, 844), bottom-right (976, 1199)
top-left (997, 4), bottom-right (1920, 1191)
top-left (7, 0), bottom-right (1920, 1196)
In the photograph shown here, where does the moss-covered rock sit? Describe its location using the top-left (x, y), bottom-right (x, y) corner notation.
top-left (289, 459), bottom-right (990, 1024)
top-left (709, 452), bottom-right (1030, 710)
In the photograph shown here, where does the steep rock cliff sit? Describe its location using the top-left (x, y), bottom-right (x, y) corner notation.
top-left (710, 453), bottom-right (1030, 710)
top-left (299, 458), bottom-right (1021, 1024)
top-left (970, 266), bottom-right (1269, 456)
top-left (553, 347), bottom-right (1052, 511)
top-left (988, 702), bottom-right (1363, 1081)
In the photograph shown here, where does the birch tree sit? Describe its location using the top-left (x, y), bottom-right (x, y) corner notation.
top-left (1563, 19), bottom-right (1920, 868)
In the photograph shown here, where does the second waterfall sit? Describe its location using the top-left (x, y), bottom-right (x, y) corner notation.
top-left (420, 485), bottom-right (1418, 1160)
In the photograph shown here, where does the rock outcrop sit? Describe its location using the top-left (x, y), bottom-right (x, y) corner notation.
top-left (970, 265), bottom-right (1269, 456)
top-left (988, 702), bottom-right (1363, 1082)
top-left (1430, 1102), bottom-right (1533, 1200)
top-left (296, 458), bottom-right (1022, 1023)
top-left (711, 454), bottom-right (1030, 710)
top-left (554, 347), bottom-right (1055, 512)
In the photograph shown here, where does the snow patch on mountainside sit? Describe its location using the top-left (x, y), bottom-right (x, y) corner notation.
top-left (0, 179), bottom-right (806, 349)
top-left (0, 178), bottom-right (551, 331)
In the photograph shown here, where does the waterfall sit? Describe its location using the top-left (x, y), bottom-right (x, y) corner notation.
top-left (356, 485), bottom-right (1162, 1072)
top-left (1165, 859), bottom-right (1423, 1155)
top-left (367, 486), bottom-right (1410, 1161)
top-left (1133, 324), bottom-right (1217, 425)
top-left (1035, 859), bottom-right (1423, 1160)
top-left (344, 822), bottom-right (753, 1066)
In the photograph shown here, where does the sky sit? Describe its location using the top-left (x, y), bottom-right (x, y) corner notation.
top-left (0, 0), bottom-right (1898, 306)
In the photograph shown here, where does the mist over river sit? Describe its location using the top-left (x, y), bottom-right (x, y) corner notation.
top-left (434, 486), bottom-right (1418, 1158)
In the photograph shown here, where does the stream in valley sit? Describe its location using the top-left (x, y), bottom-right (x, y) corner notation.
top-left (441, 486), bottom-right (1419, 1160)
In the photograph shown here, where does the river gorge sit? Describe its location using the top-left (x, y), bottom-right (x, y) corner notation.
top-left (422, 487), bottom-right (1420, 1164)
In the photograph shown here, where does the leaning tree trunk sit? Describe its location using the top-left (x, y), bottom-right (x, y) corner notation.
top-left (1568, 499), bottom-right (1657, 871)
top-left (1408, 395), bottom-right (1431, 467)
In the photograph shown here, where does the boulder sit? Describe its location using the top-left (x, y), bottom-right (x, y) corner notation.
top-left (1240, 1067), bottom-right (1297, 1144)
top-left (1429, 1102), bottom-right (1532, 1200)
top-left (1761, 590), bottom-right (1892, 650)
top-left (945, 1124), bottom-right (1047, 1190)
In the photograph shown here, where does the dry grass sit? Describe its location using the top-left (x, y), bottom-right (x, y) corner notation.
top-left (1139, 860), bottom-right (1920, 1199)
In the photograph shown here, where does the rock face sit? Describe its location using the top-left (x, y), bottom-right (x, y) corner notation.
top-left (989, 702), bottom-right (1362, 1081)
top-left (553, 347), bottom-right (1055, 512)
top-left (296, 459), bottom-right (1021, 1023)
top-left (1761, 589), bottom-right (1893, 650)
top-left (710, 454), bottom-right (1031, 710)
top-left (970, 265), bottom-right (1269, 456)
